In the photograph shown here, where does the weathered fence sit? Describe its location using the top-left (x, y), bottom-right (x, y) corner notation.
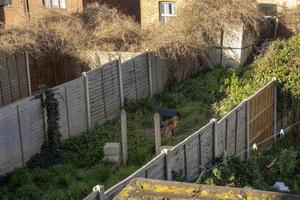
top-left (84, 79), bottom-right (277, 200)
top-left (0, 53), bottom-right (30, 107)
top-left (0, 52), bottom-right (171, 176)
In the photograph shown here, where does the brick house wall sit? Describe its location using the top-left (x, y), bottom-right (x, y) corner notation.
top-left (1, 0), bottom-right (84, 26)
top-left (87, 0), bottom-right (141, 22)
top-left (140, 0), bottom-right (184, 28)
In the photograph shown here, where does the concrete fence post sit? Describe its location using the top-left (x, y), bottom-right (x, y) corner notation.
top-left (92, 185), bottom-right (106, 200)
top-left (121, 109), bottom-right (128, 165)
top-left (82, 72), bottom-right (91, 130)
top-left (154, 113), bottom-right (161, 155)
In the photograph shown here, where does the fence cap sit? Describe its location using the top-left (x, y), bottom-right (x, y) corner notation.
top-left (272, 77), bottom-right (277, 81)
top-left (210, 118), bottom-right (217, 123)
top-left (93, 185), bottom-right (103, 192)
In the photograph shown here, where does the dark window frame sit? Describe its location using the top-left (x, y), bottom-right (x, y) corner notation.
top-left (0, 0), bottom-right (12, 7)
top-left (43, 0), bottom-right (66, 9)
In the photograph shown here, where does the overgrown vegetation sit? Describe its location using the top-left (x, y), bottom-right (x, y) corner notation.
top-left (215, 34), bottom-right (300, 115)
top-left (279, 6), bottom-right (300, 38)
top-left (0, 31), bottom-right (299, 200)
top-left (144, 0), bottom-right (262, 59)
top-left (0, 1), bottom-right (262, 67)
top-left (27, 86), bottom-right (62, 169)
top-left (197, 132), bottom-right (300, 194)
top-left (0, 4), bottom-right (141, 65)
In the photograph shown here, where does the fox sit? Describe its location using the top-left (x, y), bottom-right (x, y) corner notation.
top-left (163, 116), bottom-right (180, 138)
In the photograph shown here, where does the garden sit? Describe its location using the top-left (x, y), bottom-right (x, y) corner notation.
top-left (0, 34), bottom-right (299, 199)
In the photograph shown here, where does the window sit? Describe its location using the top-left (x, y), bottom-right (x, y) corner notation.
top-left (0, 0), bottom-right (12, 6)
top-left (44, 0), bottom-right (66, 9)
top-left (159, 2), bottom-right (176, 23)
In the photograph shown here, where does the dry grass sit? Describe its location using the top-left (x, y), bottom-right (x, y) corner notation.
top-left (143, 0), bottom-right (262, 58)
top-left (279, 6), bottom-right (300, 37)
top-left (78, 3), bottom-right (142, 52)
top-left (0, 5), bottom-right (142, 63)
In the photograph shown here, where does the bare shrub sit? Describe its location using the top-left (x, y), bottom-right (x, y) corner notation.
top-left (143, 0), bottom-right (262, 59)
top-left (279, 6), bottom-right (300, 37)
top-left (78, 3), bottom-right (142, 52)
top-left (0, 5), bottom-right (142, 64)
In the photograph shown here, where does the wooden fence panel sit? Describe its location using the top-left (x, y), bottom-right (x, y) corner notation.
top-left (0, 105), bottom-right (23, 175)
top-left (0, 54), bottom-right (12, 105)
top-left (216, 119), bottom-right (226, 157)
top-left (134, 53), bottom-right (149, 100)
top-left (150, 54), bottom-right (158, 95)
top-left (226, 111), bottom-right (237, 156)
top-left (168, 145), bottom-right (185, 180)
top-left (122, 59), bottom-right (137, 101)
top-left (200, 122), bottom-right (214, 167)
top-left (19, 98), bottom-right (45, 162)
top-left (185, 133), bottom-right (201, 181)
top-left (66, 77), bottom-right (87, 136)
top-left (15, 53), bottom-right (29, 98)
top-left (6, 55), bottom-right (21, 102)
top-left (155, 57), bottom-right (164, 93)
top-left (54, 85), bottom-right (70, 139)
top-left (102, 62), bottom-right (121, 120)
top-left (88, 68), bottom-right (106, 127)
top-left (249, 81), bottom-right (275, 149)
top-left (0, 78), bottom-right (2, 107)
top-left (236, 102), bottom-right (247, 159)
top-left (146, 156), bottom-right (165, 180)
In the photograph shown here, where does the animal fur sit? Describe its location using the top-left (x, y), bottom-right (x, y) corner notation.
top-left (163, 116), bottom-right (180, 138)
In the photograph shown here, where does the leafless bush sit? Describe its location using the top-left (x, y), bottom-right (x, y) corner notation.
top-left (143, 0), bottom-right (262, 59)
top-left (0, 5), bottom-right (142, 64)
top-left (279, 6), bottom-right (300, 37)
top-left (77, 3), bottom-right (142, 52)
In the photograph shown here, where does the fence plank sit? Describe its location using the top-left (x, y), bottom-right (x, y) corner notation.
top-left (185, 133), bottom-right (201, 181)
top-left (18, 98), bottom-right (45, 162)
top-left (7, 55), bottom-right (21, 101)
top-left (54, 85), bottom-right (70, 139)
top-left (134, 53), bottom-right (149, 100)
top-left (226, 111), bottom-right (237, 156)
top-left (0, 105), bottom-right (23, 175)
top-left (200, 122), bottom-right (214, 167)
top-left (16, 53), bottom-right (29, 98)
top-left (236, 102), bottom-right (247, 160)
top-left (88, 68), bottom-right (106, 127)
top-left (168, 145), bottom-right (185, 181)
top-left (122, 59), bottom-right (137, 101)
top-left (216, 119), bottom-right (226, 157)
top-left (102, 62), bottom-right (120, 120)
top-left (0, 55), bottom-right (12, 105)
top-left (66, 77), bottom-right (87, 136)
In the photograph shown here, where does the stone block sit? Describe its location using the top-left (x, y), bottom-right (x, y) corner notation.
top-left (103, 142), bottom-right (121, 156)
